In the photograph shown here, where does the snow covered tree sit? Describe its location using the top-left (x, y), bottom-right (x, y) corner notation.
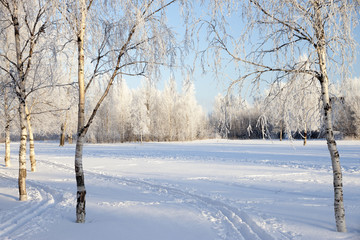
top-left (0, 0), bottom-right (55, 200)
top-left (58, 58), bottom-right (77, 146)
top-left (333, 78), bottom-right (360, 138)
top-left (211, 94), bottom-right (231, 138)
top-left (115, 80), bottom-right (133, 142)
top-left (0, 27), bottom-right (17, 168)
top-left (59, 90), bottom-right (77, 147)
top-left (204, 0), bottom-right (358, 232)
top-left (57, 0), bottom-right (185, 223)
top-left (264, 65), bottom-right (322, 144)
top-left (179, 81), bottom-right (206, 140)
top-left (25, 104), bottom-right (36, 171)
top-left (0, 76), bottom-right (17, 167)
top-left (291, 75), bottom-right (321, 145)
top-left (161, 77), bottom-right (178, 141)
top-left (84, 77), bottom-right (208, 143)
top-left (263, 83), bottom-right (288, 140)
top-left (131, 88), bottom-right (150, 142)
top-left (86, 79), bottom-right (133, 143)
top-left (210, 93), bottom-right (264, 139)
top-left (143, 81), bottom-right (160, 141)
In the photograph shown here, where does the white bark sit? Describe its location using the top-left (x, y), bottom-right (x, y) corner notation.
top-left (320, 78), bottom-right (346, 232)
top-left (18, 101), bottom-right (28, 201)
top-left (75, 134), bottom-right (86, 223)
top-left (4, 88), bottom-right (11, 167)
top-left (5, 121), bottom-right (11, 167)
top-left (0, 0), bottom-right (52, 201)
top-left (60, 111), bottom-right (68, 146)
top-left (25, 105), bottom-right (36, 172)
top-left (74, 0), bottom-right (87, 223)
top-left (313, 1), bottom-right (346, 231)
top-left (12, 1), bottom-right (28, 201)
top-left (303, 124), bottom-right (307, 146)
top-left (203, 0), bottom-right (356, 231)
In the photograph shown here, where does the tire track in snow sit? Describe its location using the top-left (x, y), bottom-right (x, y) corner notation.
top-left (38, 159), bottom-right (285, 240)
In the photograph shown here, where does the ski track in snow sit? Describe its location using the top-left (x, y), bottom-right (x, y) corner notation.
top-left (0, 160), bottom-right (76, 240)
top-left (0, 173), bottom-right (57, 240)
top-left (0, 158), bottom-right (289, 240)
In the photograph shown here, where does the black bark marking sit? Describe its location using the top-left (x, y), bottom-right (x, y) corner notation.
top-left (76, 175), bottom-right (85, 186)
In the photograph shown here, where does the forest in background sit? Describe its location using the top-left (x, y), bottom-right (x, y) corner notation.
top-left (1, 74), bottom-right (359, 144)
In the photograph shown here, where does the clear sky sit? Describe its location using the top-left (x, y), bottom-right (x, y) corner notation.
top-left (126, 2), bottom-right (360, 114)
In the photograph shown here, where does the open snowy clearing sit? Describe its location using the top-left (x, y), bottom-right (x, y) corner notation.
top-left (0, 139), bottom-right (359, 240)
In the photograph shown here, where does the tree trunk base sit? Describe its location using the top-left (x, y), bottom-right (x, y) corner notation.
top-left (19, 194), bottom-right (27, 201)
top-left (76, 214), bottom-right (85, 223)
top-left (334, 175), bottom-right (347, 232)
top-left (18, 168), bottom-right (27, 201)
top-left (68, 135), bottom-right (73, 144)
top-left (76, 190), bottom-right (86, 223)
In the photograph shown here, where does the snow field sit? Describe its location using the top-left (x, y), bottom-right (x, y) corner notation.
top-left (0, 139), bottom-right (359, 239)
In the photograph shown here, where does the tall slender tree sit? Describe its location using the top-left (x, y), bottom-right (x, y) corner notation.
top-left (0, 26), bottom-right (17, 168)
top-left (0, 0), bottom-right (52, 200)
top-left (0, 77), bottom-right (17, 167)
top-left (25, 104), bottom-right (36, 171)
top-left (57, 0), bottom-right (184, 223)
top-left (204, 0), bottom-right (358, 232)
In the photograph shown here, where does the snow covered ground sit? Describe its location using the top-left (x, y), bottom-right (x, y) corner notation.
top-left (0, 139), bottom-right (359, 240)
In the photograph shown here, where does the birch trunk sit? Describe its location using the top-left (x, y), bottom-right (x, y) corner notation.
top-left (18, 101), bottom-right (28, 201)
top-left (4, 89), bottom-right (11, 167)
top-left (25, 105), bottom-right (36, 172)
top-left (303, 123), bottom-right (307, 146)
top-left (60, 124), bottom-right (65, 146)
top-left (13, 2), bottom-right (28, 201)
top-left (75, 134), bottom-right (86, 223)
top-left (68, 133), bottom-right (73, 144)
top-left (60, 107), bottom-right (68, 146)
top-left (313, 1), bottom-right (346, 232)
top-left (75, 0), bottom-right (87, 223)
top-left (5, 120), bottom-right (11, 167)
top-left (319, 76), bottom-right (346, 232)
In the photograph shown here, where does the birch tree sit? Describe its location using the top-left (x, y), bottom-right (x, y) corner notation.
top-left (57, 0), bottom-right (184, 223)
top-left (53, 48), bottom-right (78, 146)
top-left (0, 0), bottom-right (54, 200)
top-left (162, 78), bottom-right (178, 140)
top-left (2, 87), bottom-right (13, 167)
top-left (0, 76), bottom-right (17, 167)
top-left (0, 26), bottom-right (17, 167)
top-left (264, 69), bottom-right (322, 143)
top-left (87, 79), bottom-right (133, 143)
top-left (211, 94), bottom-right (231, 138)
top-left (205, 0), bottom-right (358, 232)
top-left (117, 80), bottom-right (133, 142)
top-left (131, 88), bottom-right (150, 142)
top-left (263, 83), bottom-right (288, 140)
top-left (334, 77), bottom-right (360, 138)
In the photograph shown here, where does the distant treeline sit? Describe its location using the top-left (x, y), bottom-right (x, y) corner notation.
top-left (1, 78), bottom-right (359, 144)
